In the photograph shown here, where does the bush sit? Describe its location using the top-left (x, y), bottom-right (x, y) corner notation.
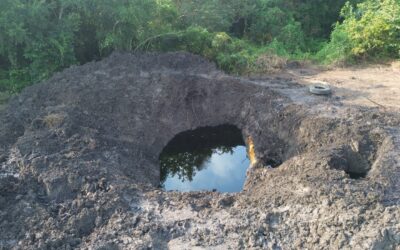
top-left (277, 21), bottom-right (306, 53)
top-left (316, 24), bottom-right (353, 64)
top-left (0, 0), bottom-right (79, 91)
top-left (253, 52), bottom-right (288, 74)
top-left (0, 0), bottom-right (177, 92)
top-left (319, 0), bottom-right (400, 63)
top-left (248, 7), bottom-right (289, 44)
top-left (0, 0), bottom-right (397, 92)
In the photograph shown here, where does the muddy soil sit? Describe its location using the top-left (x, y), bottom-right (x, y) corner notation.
top-left (0, 52), bottom-right (399, 249)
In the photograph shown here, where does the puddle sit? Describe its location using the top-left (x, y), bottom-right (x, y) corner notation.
top-left (159, 125), bottom-right (250, 192)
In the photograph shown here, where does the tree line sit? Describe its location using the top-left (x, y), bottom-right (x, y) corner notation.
top-left (0, 0), bottom-right (399, 92)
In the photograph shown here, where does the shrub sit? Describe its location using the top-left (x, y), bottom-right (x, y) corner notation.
top-left (277, 21), bottom-right (306, 53)
top-left (0, 0), bottom-right (177, 92)
top-left (0, 0), bottom-right (397, 92)
top-left (319, 0), bottom-right (400, 63)
top-left (0, 0), bottom-right (79, 92)
top-left (316, 24), bottom-right (353, 64)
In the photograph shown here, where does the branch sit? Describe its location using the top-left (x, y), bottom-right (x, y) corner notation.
top-left (133, 31), bottom-right (184, 52)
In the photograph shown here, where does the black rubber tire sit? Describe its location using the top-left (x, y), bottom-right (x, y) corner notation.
top-left (309, 84), bottom-right (332, 95)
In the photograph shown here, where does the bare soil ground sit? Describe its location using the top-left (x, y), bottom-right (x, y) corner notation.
top-left (0, 53), bottom-right (399, 249)
top-left (285, 63), bottom-right (400, 111)
top-left (0, 92), bottom-right (9, 112)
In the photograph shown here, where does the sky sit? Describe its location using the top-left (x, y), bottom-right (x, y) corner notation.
top-left (164, 146), bottom-right (250, 193)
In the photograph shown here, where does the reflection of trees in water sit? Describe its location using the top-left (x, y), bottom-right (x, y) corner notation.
top-left (160, 146), bottom-right (235, 184)
top-left (159, 125), bottom-right (244, 185)
top-left (160, 149), bottom-right (211, 183)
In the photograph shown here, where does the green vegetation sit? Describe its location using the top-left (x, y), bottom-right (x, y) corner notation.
top-left (0, 0), bottom-right (399, 92)
top-left (318, 0), bottom-right (400, 64)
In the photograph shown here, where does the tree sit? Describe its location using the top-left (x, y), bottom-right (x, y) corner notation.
top-left (320, 0), bottom-right (400, 63)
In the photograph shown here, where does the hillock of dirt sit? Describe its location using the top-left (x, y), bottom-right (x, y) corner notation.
top-left (0, 52), bottom-right (399, 249)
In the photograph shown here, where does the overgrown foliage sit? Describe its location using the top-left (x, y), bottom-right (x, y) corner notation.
top-left (0, 0), bottom-right (398, 92)
top-left (319, 0), bottom-right (400, 64)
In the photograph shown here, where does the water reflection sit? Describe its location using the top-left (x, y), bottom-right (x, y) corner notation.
top-left (159, 125), bottom-right (250, 192)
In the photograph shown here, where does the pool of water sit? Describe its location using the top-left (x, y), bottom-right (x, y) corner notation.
top-left (159, 125), bottom-right (250, 193)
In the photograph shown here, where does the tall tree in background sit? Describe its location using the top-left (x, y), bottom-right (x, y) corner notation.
top-left (0, 0), bottom-right (398, 92)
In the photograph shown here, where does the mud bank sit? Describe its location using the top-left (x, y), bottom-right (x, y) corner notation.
top-left (0, 52), bottom-right (399, 249)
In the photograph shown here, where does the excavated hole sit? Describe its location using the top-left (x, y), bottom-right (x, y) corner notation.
top-left (159, 124), bottom-right (251, 192)
top-left (326, 131), bottom-right (385, 180)
top-left (328, 145), bottom-right (374, 179)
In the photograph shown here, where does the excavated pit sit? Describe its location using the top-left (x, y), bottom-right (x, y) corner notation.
top-left (159, 124), bottom-right (250, 192)
top-left (0, 52), bottom-right (399, 249)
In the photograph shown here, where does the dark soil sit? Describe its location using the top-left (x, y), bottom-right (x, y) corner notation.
top-left (0, 52), bottom-right (399, 249)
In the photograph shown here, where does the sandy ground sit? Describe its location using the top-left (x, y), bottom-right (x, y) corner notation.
top-left (285, 63), bottom-right (400, 111)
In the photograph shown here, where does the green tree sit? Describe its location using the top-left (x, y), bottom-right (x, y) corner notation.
top-left (0, 0), bottom-right (397, 92)
top-left (0, 0), bottom-right (178, 92)
top-left (0, 0), bottom-right (79, 91)
top-left (341, 0), bottom-right (400, 58)
top-left (319, 0), bottom-right (400, 63)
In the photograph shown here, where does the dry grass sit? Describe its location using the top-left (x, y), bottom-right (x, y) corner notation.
top-left (43, 114), bottom-right (65, 128)
top-left (253, 53), bottom-right (288, 74)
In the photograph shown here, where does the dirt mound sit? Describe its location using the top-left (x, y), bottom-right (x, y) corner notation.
top-left (0, 52), bottom-right (399, 249)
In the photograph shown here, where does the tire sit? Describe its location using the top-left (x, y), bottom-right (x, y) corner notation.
top-left (309, 84), bottom-right (332, 95)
